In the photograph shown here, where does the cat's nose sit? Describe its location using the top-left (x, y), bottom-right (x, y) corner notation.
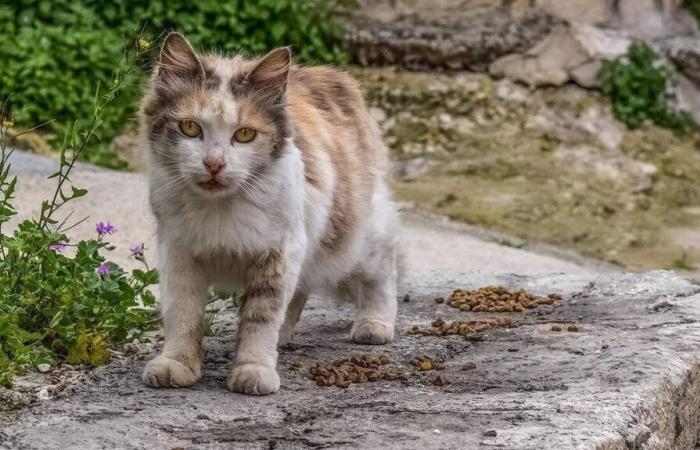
top-left (203, 155), bottom-right (226, 175)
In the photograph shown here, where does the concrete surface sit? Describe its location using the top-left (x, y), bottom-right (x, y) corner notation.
top-left (1, 270), bottom-right (699, 449)
top-left (2, 152), bottom-right (699, 449)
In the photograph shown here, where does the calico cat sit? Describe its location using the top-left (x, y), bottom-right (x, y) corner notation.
top-left (140, 33), bottom-right (399, 395)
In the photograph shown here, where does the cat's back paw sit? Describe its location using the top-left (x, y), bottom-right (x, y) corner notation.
top-left (142, 355), bottom-right (201, 388)
top-left (351, 319), bottom-right (394, 345)
top-left (227, 363), bottom-right (280, 395)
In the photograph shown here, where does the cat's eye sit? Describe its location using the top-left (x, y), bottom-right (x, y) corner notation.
top-left (179, 120), bottom-right (202, 138)
top-left (233, 127), bottom-right (256, 144)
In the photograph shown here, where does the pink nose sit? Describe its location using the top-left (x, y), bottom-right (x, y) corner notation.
top-left (203, 156), bottom-right (226, 175)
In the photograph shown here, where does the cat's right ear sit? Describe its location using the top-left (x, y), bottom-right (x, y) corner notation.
top-left (157, 32), bottom-right (204, 84)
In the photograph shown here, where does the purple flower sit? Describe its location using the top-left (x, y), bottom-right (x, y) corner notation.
top-left (97, 263), bottom-right (110, 275)
top-left (48, 242), bottom-right (67, 252)
top-left (96, 222), bottom-right (116, 237)
top-left (129, 244), bottom-right (144, 257)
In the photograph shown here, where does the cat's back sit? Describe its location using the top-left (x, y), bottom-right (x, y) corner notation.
top-left (287, 65), bottom-right (387, 172)
top-left (286, 65), bottom-right (389, 253)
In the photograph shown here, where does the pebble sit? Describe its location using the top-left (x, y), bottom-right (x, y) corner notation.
top-left (37, 388), bottom-right (51, 401)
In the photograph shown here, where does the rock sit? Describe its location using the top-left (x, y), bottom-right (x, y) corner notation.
top-left (569, 24), bottom-right (631, 60)
top-left (1, 271), bottom-right (699, 449)
top-left (617, 0), bottom-right (696, 40)
top-left (36, 388), bottom-right (50, 401)
top-left (527, 0), bottom-right (615, 25)
top-left (553, 145), bottom-right (657, 193)
top-left (0, 387), bottom-right (31, 411)
top-left (526, 103), bottom-right (623, 151)
top-left (661, 35), bottom-right (700, 87)
top-left (489, 25), bottom-right (630, 88)
top-left (577, 105), bottom-right (624, 151)
top-left (674, 74), bottom-right (700, 124)
top-left (571, 60), bottom-right (602, 88)
top-left (392, 157), bottom-right (436, 182)
top-left (344, 11), bottom-right (560, 71)
top-left (37, 364), bottom-right (51, 373)
top-left (494, 79), bottom-right (529, 102)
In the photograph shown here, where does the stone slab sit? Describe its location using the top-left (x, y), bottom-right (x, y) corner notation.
top-left (0, 270), bottom-right (699, 449)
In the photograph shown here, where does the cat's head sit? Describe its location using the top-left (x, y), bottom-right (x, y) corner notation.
top-left (142, 33), bottom-right (291, 198)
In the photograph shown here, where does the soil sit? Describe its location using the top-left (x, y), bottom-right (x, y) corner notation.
top-left (354, 68), bottom-right (700, 276)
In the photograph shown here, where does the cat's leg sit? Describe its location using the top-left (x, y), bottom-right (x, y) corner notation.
top-left (351, 244), bottom-right (398, 345)
top-left (143, 246), bottom-right (208, 388)
top-left (279, 291), bottom-right (308, 345)
top-left (227, 247), bottom-right (300, 395)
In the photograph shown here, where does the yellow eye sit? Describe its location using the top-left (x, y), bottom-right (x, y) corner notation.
top-left (233, 127), bottom-right (256, 143)
top-left (179, 120), bottom-right (202, 138)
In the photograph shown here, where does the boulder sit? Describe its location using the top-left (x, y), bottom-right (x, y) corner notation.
top-left (489, 25), bottom-right (631, 88)
top-left (661, 35), bottom-right (700, 87)
top-left (344, 11), bottom-right (560, 71)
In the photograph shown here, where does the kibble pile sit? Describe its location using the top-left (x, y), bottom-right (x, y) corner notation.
top-left (408, 316), bottom-right (518, 337)
top-left (447, 286), bottom-right (562, 312)
top-left (308, 353), bottom-right (407, 388)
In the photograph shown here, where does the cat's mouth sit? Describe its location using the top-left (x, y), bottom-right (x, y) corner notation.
top-left (196, 177), bottom-right (227, 192)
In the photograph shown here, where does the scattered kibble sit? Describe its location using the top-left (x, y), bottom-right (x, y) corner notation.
top-left (408, 317), bottom-right (519, 337)
top-left (291, 360), bottom-right (304, 369)
top-left (411, 355), bottom-right (446, 372)
top-left (447, 286), bottom-right (562, 313)
top-left (567, 325), bottom-right (580, 332)
top-left (432, 374), bottom-right (445, 386)
top-left (403, 294), bottom-right (411, 303)
top-left (463, 362), bottom-right (477, 371)
top-left (434, 297), bottom-right (445, 304)
top-left (308, 353), bottom-right (407, 388)
top-left (551, 325), bottom-right (562, 331)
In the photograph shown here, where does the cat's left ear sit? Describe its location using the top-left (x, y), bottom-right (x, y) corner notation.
top-left (247, 47), bottom-right (291, 102)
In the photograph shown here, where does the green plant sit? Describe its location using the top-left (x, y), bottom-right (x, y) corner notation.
top-left (599, 43), bottom-right (695, 132)
top-left (0, 37), bottom-right (158, 387)
top-left (670, 251), bottom-right (697, 271)
top-left (0, 1), bottom-right (353, 168)
top-left (683, 0), bottom-right (700, 23)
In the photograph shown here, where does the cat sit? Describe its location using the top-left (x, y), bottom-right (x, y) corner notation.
top-left (139, 33), bottom-right (400, 395)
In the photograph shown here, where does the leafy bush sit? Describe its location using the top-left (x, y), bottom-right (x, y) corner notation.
top-left (683, 0), bottom-right (700, 23)
top-left (0, 42), bottom-right (158, 387)
top-left (599, 43), bottom-right (695, 132)
top-left (0, 0), bottom-right (352, 168)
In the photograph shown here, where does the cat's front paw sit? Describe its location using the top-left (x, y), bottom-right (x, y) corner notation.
top-left (227, 363), bottom-right (280, 395)
top-left (142, 355), bottom-right (201, 388)
top-left (351, 319), bottom-right (394, 345)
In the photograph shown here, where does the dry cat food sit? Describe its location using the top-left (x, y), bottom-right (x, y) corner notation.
top-left (308, 353), bottom-right (407, 388)
top-left (410, 355), bottom-right (446, 371)
top-left (408, 316), bottom-right (519, 337)
top-left (447, 286), bottom-right (562, 312)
